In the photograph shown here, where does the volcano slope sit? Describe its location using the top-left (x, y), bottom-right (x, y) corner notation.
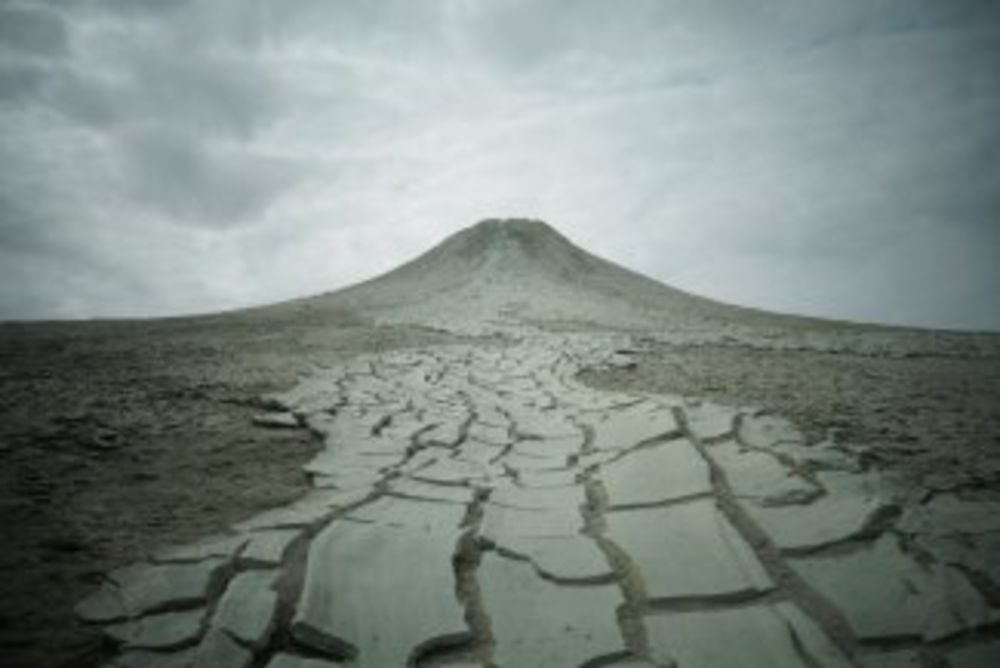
top-left (2, 219), bottom-right (1000, 667)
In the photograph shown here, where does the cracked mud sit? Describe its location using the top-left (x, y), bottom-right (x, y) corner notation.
top-left (76, 335), bottom-right (1000, 668)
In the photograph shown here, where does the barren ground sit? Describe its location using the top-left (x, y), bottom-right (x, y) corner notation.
top-left (581, 343), bottom-right (1000, 492)
top-left (2, 318), bottom-right (998, 667)
top-left (0, 316), bottom-right (463, 668)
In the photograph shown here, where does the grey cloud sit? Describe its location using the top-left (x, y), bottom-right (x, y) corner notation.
top-left (0, 63), bottom-right (46, 103)
top-left (40, 0), bottom-right (192, 20)
top-left (0, 4), bottom-right (68, 57)
top-left (0, 190), bottom-right (128, 322)
top-left (119, 128), bottom-right (300, 228)
top-left (0, 193), bottom-right (61, 257)
top-left (42, 68), bottom-right (116, 126)
top-left (28, 0), bottom-right (285, 139)
top-left (796, 1), bottom-right (1000, 51)
top-left (44, 46), bottom-right (280, 139)
top-left (0, 246), bottom-right (151, 320)
top-left (262, 1), bottom-right (450, 47)
top-left (126, 50), bottom-right (279, 139)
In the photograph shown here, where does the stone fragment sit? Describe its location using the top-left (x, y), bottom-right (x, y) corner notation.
top-left (211, 569), bottom-right (279, 649)
top-left (292, 521), bottom-right (469, 665)
top-left (304, 451), bottom-right (398, 478)
top-left (474, 404), bottom-right (508, 428)
top-left (264, 375), bottom-right (340, 415)
top-left (253, 412), bottom-right (300, 429)
top-left (502, 451), bottom-right (569, 472)
top-left (739, 412), bottom-right (805, 449)
top-left (192, 628), bottom-right (253, 668)
top-left (744, 471), bottom-right (896, 552)
top-left (413, 458), bottom-right (491, 485)
top-left (709, 442), bottom-right (820, 506)
top-left (507, 408), bottom-right (577, 439)
top-left (792, 534), bottom-right (995, 641)
top-left (309, 471), bottom-right (382, 493)
top-left (77, 559), bottom-right (225, 623)
top-left (513, 435), bottom-right (583, 458)
top-left (482, 502), bottom-right (583, 540)
top-left (233, 502), bottom-right (333, 533)
top-left (237, 487), bottom-right (373, 533)
top-left (466, 422), bottom-right (510, 446)
top-left (602, 350), bottom-right (637, 369)
top-left (346, 496), bottom-right (467, 531)
top-left (388, 477), bottom-right (476, 504)
top-left (394, 447), bottom-right (446, 475)
top-left (682, 401), bottom-right (736, 441)
top-left (88, 427), bottom-right (125, 450)
top-left (265, 654), bottom-right (344, 668)
top-left (316, 411), bottom-right (378, 446)
top-left (105, 608), bottom-right (206, 650)
top-left (456, 439), bottom-right (504, 466)
top-left (604, 499), bottom-right (772, 601)
top-left (241, 530), bottom-right (299, 565)
top-left (575, 450), bottom-right (618, 469)
top-left (489, 534), bottom-right (612, 582)
top-left (490, 484), bottom-right (585, 511)
top-left (419, 418), bottom-right (466, 448)
top-left (588, 403), bottom-right (678, 450)
top-left (645, 602), bottom-right (851, 668)
top-left (358, 434), bottom-right (412, 456)
top-left (599, 441), bottom-right (711, 508)
top-left (516, 469), bottom-right (579, 488)
top-left (153, 534), bottom-right (248, 564)
top-left (478, 552), bottom-right (625, 666)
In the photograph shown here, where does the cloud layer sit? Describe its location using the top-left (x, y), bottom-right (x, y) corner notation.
top-left (1, 0), bottom-right (998, 329)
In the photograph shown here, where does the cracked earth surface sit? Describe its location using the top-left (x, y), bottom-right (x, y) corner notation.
top-left (76, 334), bottom-right (1000, 668)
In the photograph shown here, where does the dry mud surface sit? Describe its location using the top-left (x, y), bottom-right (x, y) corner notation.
top-left (582, 344), bottom-right (1000, 491)
top-left (2, 219), bottom-right (999, 667)
top-left (3, 324), bottom-right (998, 667)
top-left (0, 316), bottom-right (466, 667)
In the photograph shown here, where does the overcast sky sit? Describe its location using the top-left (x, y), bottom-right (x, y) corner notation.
top-left (1, 0), bottom-right (998, 330)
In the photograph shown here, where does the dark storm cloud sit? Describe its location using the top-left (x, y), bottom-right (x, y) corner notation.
top-left (0, 63), bottom-right (45, 102)
top-left (120, 128), bottom-right (300, 227)
top-left (0, 4), bottom-right (68, 57)
top-left (0, 0), bottom-right (998, 328)
top-left (0, 190), bottom-right (135, 320)
top-left (40, 17), bottom-right (281, 137)
top-left (0, 194), bottom-right (61, 257)
top-left (44, 52), bottom-right (281, 140)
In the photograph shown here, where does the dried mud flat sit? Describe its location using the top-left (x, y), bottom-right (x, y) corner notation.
top-left (2, 220), bottom-right (999, 667)
top-left (0, 315), bottom-right (467, 667)
top-left (582, 343), bottom-right (1000, 491)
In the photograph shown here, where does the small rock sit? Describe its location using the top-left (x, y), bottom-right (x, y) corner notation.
top-left (90, 428), bottom-right (124, 450)
top-left (253, 412), bottom-right (300, 429)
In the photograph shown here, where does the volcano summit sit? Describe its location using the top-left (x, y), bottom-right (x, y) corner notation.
top-left (264, 218), bottom-right (995, 355)
top-left (1, 219), bottom-right (999, 667)
top-left (303, 217), bottom-right (725, 333)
